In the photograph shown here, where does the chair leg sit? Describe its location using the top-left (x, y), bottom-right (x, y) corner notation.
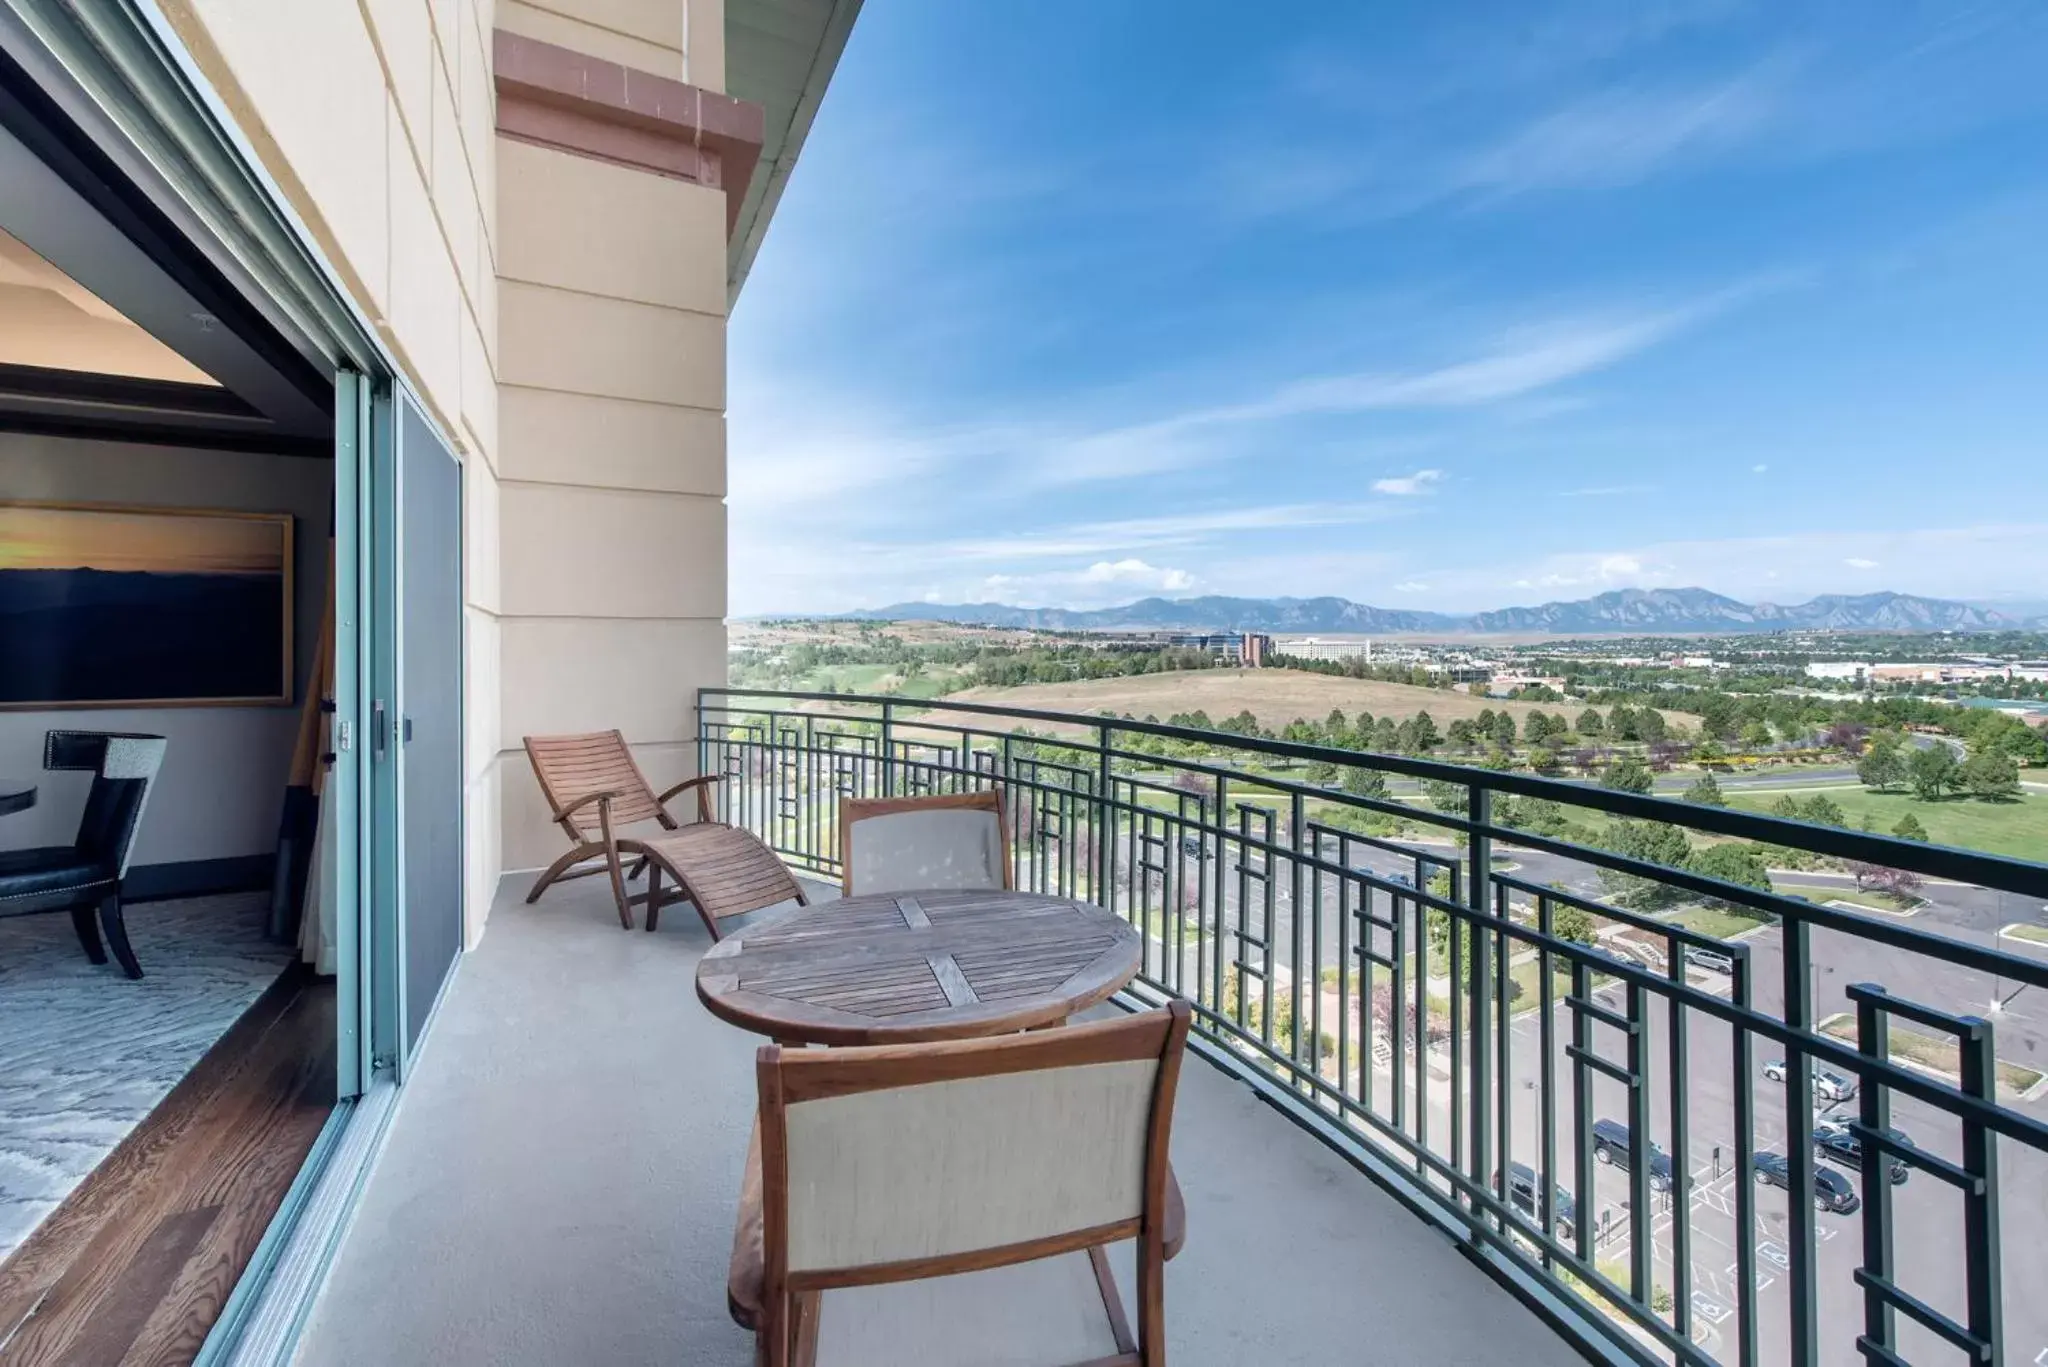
top-left (100, 893), bottom-right (143, 980)
top-left (70, 906), bottom-right (107, 965)
top-left (526, 845), bottom-right (597, 904)
top-left (605, 847), bottom-right (635, 931)
top-left (645, 864), bottom-right (662, 933)
top-left (791, 1292), bottom-right (821, 1367)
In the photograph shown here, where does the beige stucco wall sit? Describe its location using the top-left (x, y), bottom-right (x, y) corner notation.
top-left (161, 0), bottom-right (504, 944)
top-left (496, 0), bottom-right (723, 91)
top-left (492, 100), bottom-right (731, 873)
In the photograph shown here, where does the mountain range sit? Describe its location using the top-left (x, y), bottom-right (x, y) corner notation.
top-left (821, 588), bottom-right (2043, 636)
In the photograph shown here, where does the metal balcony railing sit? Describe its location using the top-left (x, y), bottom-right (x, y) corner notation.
top-left (697, 687), bottom-right (2048, 1367)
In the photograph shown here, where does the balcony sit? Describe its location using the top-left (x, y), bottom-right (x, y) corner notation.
top-left (297, 690), bottom-right (2048, 1367)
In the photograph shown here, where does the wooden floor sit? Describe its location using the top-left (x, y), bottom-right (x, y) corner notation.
top-left (0, 970), bottom-right (335, 1367)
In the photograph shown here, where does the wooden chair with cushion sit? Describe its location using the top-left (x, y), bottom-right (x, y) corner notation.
top-left (837, 790), bottom-right (1009, 898)
top-left (729, 1000), bottom-right (1192, 1367)
top-left (523, 731), bottom-right (806, 937)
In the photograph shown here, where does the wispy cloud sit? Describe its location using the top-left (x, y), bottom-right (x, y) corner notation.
top-left (1457, 66), bottom-right (1779, 201)
top-left (1844, 557), bottom-right (1880, 570)
top-left (1021, 307), bottom-right (1710, 487)
top-left (1372, 469), bottom-right (1444, 496)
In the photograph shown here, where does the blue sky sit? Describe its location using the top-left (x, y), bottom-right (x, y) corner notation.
top-left (728, 1), bottom-right (2048, 617)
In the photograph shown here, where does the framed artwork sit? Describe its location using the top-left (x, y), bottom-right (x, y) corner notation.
top-left (0, 501), bottom-right (293, 708)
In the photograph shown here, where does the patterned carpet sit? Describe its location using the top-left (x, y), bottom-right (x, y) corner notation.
top-left (0, 892), bottom-right (293, 1261)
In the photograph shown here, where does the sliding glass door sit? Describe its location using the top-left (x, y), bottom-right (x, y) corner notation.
top-left (366, 385), bottom-right (464, 1080)
top-left (395, 394), bottom-right (463, 1060)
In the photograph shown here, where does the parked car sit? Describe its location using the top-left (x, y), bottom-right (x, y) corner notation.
top-left (1813, 1121), bottom-right (1910, 1185)
top-left (1753, 1151), bottom-right (1862, 1213)
top-left (1683, 945), bottom-right (1736, 975)
top-left (1590, 1119), bottom-right (1679, 1193)
top-left (1761, 1059), bottom-right (1859, 1101)
top-left (1180, 833), bottom-right (1210, 859)
top-left (1500, 1162), bottom-right (1577, 1238)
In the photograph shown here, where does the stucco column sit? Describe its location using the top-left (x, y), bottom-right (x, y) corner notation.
top-left (488, 13), bottom-right (764, 876)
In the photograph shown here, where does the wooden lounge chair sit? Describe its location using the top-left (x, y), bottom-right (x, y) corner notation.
top-left (837, 790), bottom-right (1010, 897)
top-left (523, 730), bottom-right (806, 936)
top-left (728, 1001), bottom-right (1192, 1367)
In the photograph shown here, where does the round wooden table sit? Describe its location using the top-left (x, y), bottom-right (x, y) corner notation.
top-left (0, 778), bottom-right (35, 817)
top-left (696, 888), bottom-right (1144, 1045)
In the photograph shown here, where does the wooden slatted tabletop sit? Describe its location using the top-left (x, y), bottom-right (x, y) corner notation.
top-left (695, 889), bottom-right (1144, 1045)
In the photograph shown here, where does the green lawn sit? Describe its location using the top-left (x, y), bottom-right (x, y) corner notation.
top-left (1775, 882), bottom-right (1919, 914)
top-left (1669, 905), bottom-right (1770, 942)
top-left (1726, 786), bottom-right (2048, 863)
top-left (2005, 923), bottom-right (2048, 946)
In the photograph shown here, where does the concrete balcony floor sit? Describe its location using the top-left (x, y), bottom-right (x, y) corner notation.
top-left (293, 874), bottom-right (1588, 1367)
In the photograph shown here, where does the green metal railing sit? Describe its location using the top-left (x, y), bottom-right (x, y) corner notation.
top-left (698, 687), bottom-right (2048, 1367)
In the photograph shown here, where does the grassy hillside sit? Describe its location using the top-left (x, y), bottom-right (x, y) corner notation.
top-left (949, 668), bottom-right (1695, 731)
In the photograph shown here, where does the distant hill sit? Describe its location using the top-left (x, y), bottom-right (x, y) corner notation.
top-left (817, 587), bottom-right (2033, 636)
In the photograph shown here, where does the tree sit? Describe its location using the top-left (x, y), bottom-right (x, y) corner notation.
top-left (1801, 795), bottom-right (1847, 828)
top-left (1961, 747), bottom-right (2021, 802)
top-left (1683, 772), bottom-right (1728, 806)
top-left (1421, 777), bottom-right (1468, 814)
top-left (1740, 721), bottom-right (1775, 751)
top-left (1688, 842), bottom-right (1773, 911)
top-left (1695, 693), bottom-right (1740, 741)
top-left (1323, 708), bottom-right (1349, 745)
top-left (1891, 812), bottom-right (1929, 842)
top-left (1447, 718), bottom-right (1478, 750)
top-left (1551, 904), bottom-right (1597, 946)
top-left (1343, 765), bottom-right (1389, 800)
top-left (1576, 708), bottom-right (1606, 737)
top-left (1909, 744), bottom-right (1960, 801)
top-left (1603, 755), bottom-right (1655, 794)
top-left (1526, 745), bottom-right (1559, 774)
top-left (1636, 709), bottom-right (1668, 744)
top-left (1408, 711), bottom-right (1442, 753)
top-left (1857, 734), bottom-right (1908, 791)
top-left (1599, 820), bottom-right (1693, 910)
top-left (1608, 705), bottom-right (1640, 742)
top-left (1370, 717), bottom-right (1401, 752)
top-left (1491, 710), bottom-right (1518, 748)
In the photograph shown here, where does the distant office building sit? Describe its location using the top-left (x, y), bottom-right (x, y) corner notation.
top-left (1805, 661), bottom-right (1871, 681)
top-left (1275, 637), bottom-right (1373, 663)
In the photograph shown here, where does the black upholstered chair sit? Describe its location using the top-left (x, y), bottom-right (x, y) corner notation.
top-left (0, 730), bottom-right (167, 979)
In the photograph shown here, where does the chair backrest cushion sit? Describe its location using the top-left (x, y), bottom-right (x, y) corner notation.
top-left (780, 1056), bottom-right (1159, 1273)
top-left (524, 731), bottom-right (662, 835)
top-left (46, 731), bottom-right (166, 876)
top-left (843, 794), bottom-right (1006, 897)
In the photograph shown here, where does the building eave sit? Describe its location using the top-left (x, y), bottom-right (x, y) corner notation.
top-left (725, 0), bottom-right (863, 306)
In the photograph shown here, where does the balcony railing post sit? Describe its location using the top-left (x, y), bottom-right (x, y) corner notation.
top-left (1853, 986), bottom-right (1896, 1360)
top-left (1466, 783), bottom-right (1493, 1221)
top-left (880, 699), bottom-right (895, 799)
top-left (1960, 1014), bottom-right (2004, 1361)
top-left (1095, 722), bottom-right (1113, 909)
top-left (1781, 917), bottom-right (1820, 1367)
